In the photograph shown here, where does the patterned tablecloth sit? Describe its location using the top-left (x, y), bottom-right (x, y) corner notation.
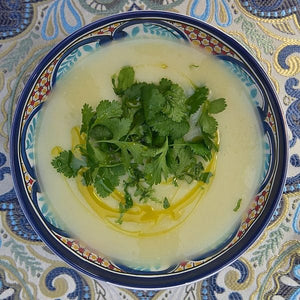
top-left (0, 1), bottom-right (299, 299)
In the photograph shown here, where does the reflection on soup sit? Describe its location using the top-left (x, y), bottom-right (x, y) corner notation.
top-left (36, 39), bottom-right (263, 269)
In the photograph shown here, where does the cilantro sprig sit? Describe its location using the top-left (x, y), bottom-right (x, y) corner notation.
top-left (51, 66), bottom-right (226, 223)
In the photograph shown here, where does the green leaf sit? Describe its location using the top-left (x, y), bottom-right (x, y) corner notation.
top-left (116, 182), bottom-right (134, 224)
top-left (163, 197), bottom-right (170, 209)
top-left (198, 172), bottom-right (213, 183)
top-left (85, 140), bottom-right (108, 165)
top-left (199, 111), bottom-right (218, 135)
top-left (145, 139), bottom-right (169, 185)
top-left (161, 80), bottom-right (187, 122)
top-left (168, 146), bottom-right (195, 178)
top-left (148, 114), bottom-right (190, 140)
top-left (51, 150), bottom-right (81, 178)
top-left (208, 98), bottom-right (227, 114)
top-left (99, 140), bottom-right (148, 166)
top-left (142, 85), bottom-right (166, 121)
top-left (112, 66), bottom-right (135, 95)
top-left (99, 118), bottom-right (132, 140)
top-left (123, 82), bottom-right (146, 102)
top-left (81, 104), bottom-right (95, 134)
top-left (189, 142), bottom-right (212, 161)
top-left (89, 124), bottom-right (113, 141)
top-left (82, 167), bottom-right (98, 186)
top-left (95, 100), bottom-right (122, 123)
top-left (158, 78), bottom-right (172, 94)
top-left (189, 162), bottom-right (204, 180)
top-left (233, 198), bottom-right (242, 212)
top-left (94, 166), bottom-right (125, 198)
top-left (186, 86), bottom-right (209, 114)
top-left (202, 133), bottom-right (218, 151)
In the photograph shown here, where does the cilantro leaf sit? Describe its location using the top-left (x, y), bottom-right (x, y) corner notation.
top-left (233, 198), bottom-right (242, 212)
top-left (112, 66), bottom-right (135, 95)
top-left (189, 162), bottom-right (204, 180)
top-left (82, 167), bottom-right (98, 186)
top-left (97, 118), bottom-right (132, 140)
top-left (123, 82), bottom-right (146, 103)
top-left (202, 133), bottom-right (218, 151)
top-left (148, 114), bottom-right (189, 139)
top-left (81, 104), bottom-right (95, 134)
top-left (85, 140), bottom-right (109, 165)
top-left (89, 124), bottom-right (113, 141)
top-left (163, 197), bottom-right (170, 209)
top-left (94, 165), bottom-right (125, 197)
top-left (145, 139), bottom-right (169, 185)
top-left (186, 86), bottom-right (209, 114)
top-left (107, 140), bottom-right (149, 166)
top-left (168, 146), bottom-right (196, 178)
top-left (95, 100), bottom-right (122, 123)
top-left (124, 143), bottom-right (149, 164)
top-left (158, 78), bottom-right (172, 94)
top-left (189, 142), bottom-right (212, 161)
top-left (208, 98), bottom-right (227, 114)
top-left (51, 150), bottom-right (81, 178)
top-left (198, 111), bottom-right (218, 135)
top-left (142, 85), bottom-right (166, 121)
top-left (198, 172), bottom-right (213, 183)
top-left (161, 80), bottom-right (187, 122)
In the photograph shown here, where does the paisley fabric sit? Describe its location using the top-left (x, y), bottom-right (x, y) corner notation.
top-left (0, 0), bottom-right (299, 299)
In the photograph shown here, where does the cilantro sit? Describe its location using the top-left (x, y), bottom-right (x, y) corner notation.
top-left (81, 104), bottom-right (95, 134)
top-left (98, 118), bottom-right (132, 140)
top-left (186, 86), bottom-right (209, 114)
top-left (168, 146), bottom-right (196, 180)
top-left (112, 66), bottom-right (135, 95)
top-left (163, 197), bottom-right (170, 209)
top-left (198, 172), bottom-right (213, 184)
top-left (208, 98), bottom-right (227, 114)
top-left (95, 100), bottom-right (122, 123)
top-left (144, 138), bottom-right (170, 185)
top-left (94, 166), bottom-right (125, 198)
top-left (199, 111), bottom-right (218, 135)
top-left (51, 66), bottom-right (227, 222)
top-left (189, 142), bottom-right (212, 161)
top-left (148, 114), bottom-right (190, 139)
top-left (233, 198), bottom-right (242, 212)
top-left (160, 79), bottom-right (187, 122)
top-left (198, 99), bottom-right (226, 136)
top-left (142, 85), bottom-right (166, 121)
top-left (51, 150), bottom-right (82, 178)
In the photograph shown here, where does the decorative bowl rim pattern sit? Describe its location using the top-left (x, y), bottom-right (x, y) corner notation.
top-left (10, 10), bottom-right (288, 289)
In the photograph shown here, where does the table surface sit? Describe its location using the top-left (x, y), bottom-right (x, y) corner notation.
top-left (0, 1), bottom-right (299, 299)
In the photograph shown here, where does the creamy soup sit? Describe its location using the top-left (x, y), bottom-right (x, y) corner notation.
top-left (36, 39), bottom-right (263, 269)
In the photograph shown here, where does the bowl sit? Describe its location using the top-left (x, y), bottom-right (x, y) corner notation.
top-left (10, 10), bottom-right (287, 289)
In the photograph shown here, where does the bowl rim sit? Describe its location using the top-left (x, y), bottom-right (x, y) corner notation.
top-left (10, 10), bottom-right (288, 289)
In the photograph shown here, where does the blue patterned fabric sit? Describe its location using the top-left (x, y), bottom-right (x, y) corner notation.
top-left (0, 0), bottom-right (299, 299)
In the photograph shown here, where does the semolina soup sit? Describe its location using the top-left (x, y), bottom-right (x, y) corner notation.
top-left (36, 39), bottom-right (263, 269)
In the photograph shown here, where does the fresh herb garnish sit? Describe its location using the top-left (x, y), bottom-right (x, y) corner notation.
top-left (233, 198), bottom-right (242, 212)
top-left (51, 66), bottom-right (226, 223)
top-left (163, 197), bottom-right (170, 209)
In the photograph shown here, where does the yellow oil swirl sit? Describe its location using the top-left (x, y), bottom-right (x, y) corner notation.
top-left (53, 126), bottom-right (217, 237)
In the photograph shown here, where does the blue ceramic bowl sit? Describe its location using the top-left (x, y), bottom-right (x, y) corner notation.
top-left (10, 11), bottom-right (287, 288)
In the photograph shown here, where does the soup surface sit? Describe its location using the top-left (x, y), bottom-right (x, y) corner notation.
top-left (36, 39), bottom-right (263, 269)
